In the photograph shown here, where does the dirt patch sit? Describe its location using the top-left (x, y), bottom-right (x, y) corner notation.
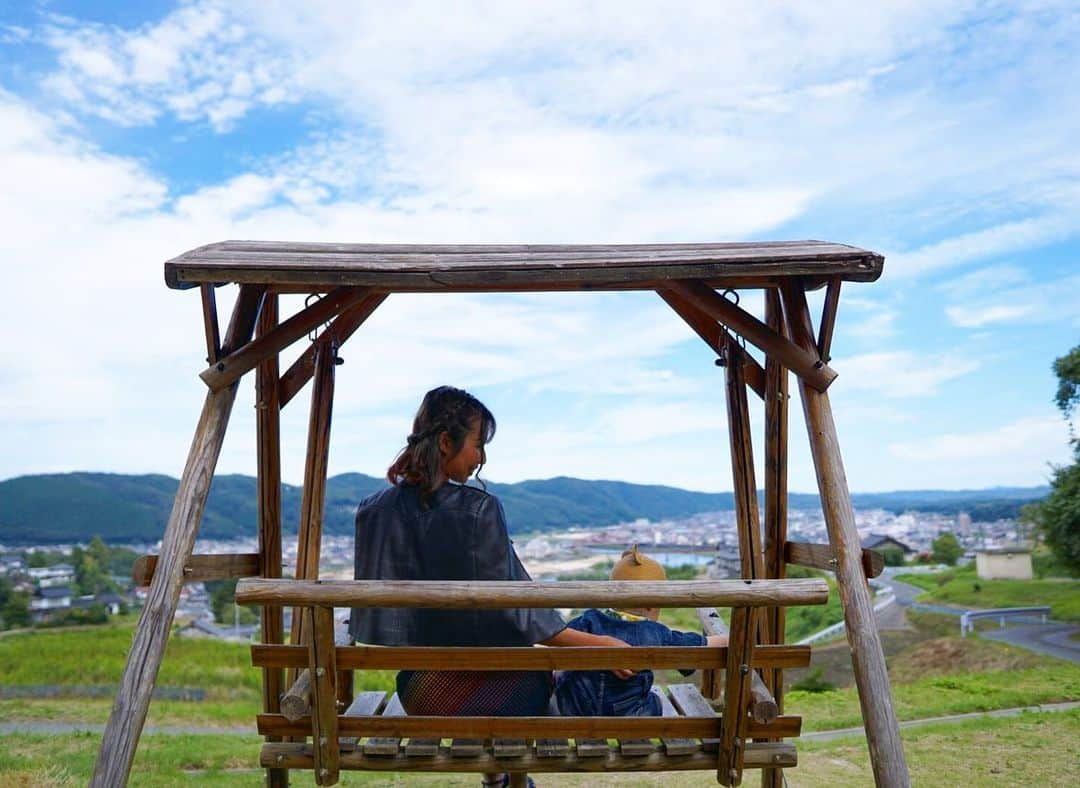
top-left (888, 636), bottom-right (1045, 683)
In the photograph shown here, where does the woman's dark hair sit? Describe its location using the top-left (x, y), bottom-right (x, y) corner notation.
top-left (387, 386), bottom-right (496, 496)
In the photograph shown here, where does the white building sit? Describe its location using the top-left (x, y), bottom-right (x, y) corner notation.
top-left (975, 548), bottom-right (1033, 580)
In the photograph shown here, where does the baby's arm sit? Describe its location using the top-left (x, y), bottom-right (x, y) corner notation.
top-left (705, 634), bottom-right (728, 648)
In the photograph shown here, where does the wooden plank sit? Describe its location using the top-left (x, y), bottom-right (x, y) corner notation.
top-left (448, 738), bottom-right (484, 757)
top-left (250, 644), bottom-right (811, 672)
top-left (339, 691), bottom-right (386, 753)
top-left (696, 610), bottom-right (780, 724)
top-left (667, 683), bottom-right (719, 752)
top-left (719, 607), bottom-right (756, 786)
top-left (280, 630), bottom-right (355, 722)
top-left (655, 687), bottom-right (698, 756)
top-left (200, 284), bottom-right (221, 363)
top-left (278, 293), bottom-right (387, 408)
top-left (817, 277), bottom-right (841, 362)
top-left (364, 692), bottom-right (404, 756)
top-left (259, 740), bottom-right (799, 772)
top-left (236, 578), bottom-right (830, 609)
top-left (131, 552), bottom-right (259, 586)
top-left (255, 295), bottom-right (285, 786)
top-left (308, 606), bottom-right (339, 785)
top-left (90, 284), bottom-right (262, 788)
top-left (258, 714), bottom-right (746, 740)
top-left (491, 737), bottom-right (528, 758)
top-left (784, 541), bottom-right (885, 579)
top-left (165, 240), bottom-right (884, 290)
top-left (725, 337), bottom-right (767, 586)
top-left (667, 280), bottom-right (836, 392)
top-left (574, 738), bottom-right (611, 758)
top-left (657, 289), bottom-right (766, 399)
top-left (288, 339), bottom-right (336, 660)
top-left (782, 281), bottom-right (909, 788)
top-left (199, 286), bottom-right (370, 391)
top-left (762, 287), bottom-right (790, 788)
top-left (535, 737), bottom-right (570, 757)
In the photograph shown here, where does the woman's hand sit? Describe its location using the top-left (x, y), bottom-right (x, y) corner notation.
top-left (595, 635), bottom-right (636, 680)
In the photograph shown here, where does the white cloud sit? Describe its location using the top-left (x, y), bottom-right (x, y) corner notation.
top-left (888, 415), bottom-right (1072, 487)
top-left (942, 271), bottom-right (1080, 329)
top-left (833, 351), bottom-right (979, 398)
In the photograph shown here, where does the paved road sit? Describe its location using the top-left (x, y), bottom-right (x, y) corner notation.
top-left (801, 700), bottom-right (1079, 742)
top-left (879, 569), bottom-right (1080, 664)
top-left (980, 623), bottom-right (1080, 663)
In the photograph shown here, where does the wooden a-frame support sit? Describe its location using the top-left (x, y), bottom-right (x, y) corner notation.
top-left (94, 262), bottom-right (909, 787)
top-left (91, 284), bottom-right (265, 788)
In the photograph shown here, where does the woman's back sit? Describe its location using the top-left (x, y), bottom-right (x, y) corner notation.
top-left (350, 481), bottom-right (564, 647)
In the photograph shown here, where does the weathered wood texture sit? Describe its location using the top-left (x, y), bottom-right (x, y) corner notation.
top-left (762, 288), bottom-right (790, 788)
top-left (255, 713), bottom-right (800, 741)
top-left (199, 284), bottom-right (221, 363)
top-left (251, 644), bottom-right (811, 672)
top-left (719, 606), bottom-right (757, 786)
top-left (278, 292), bottom-right (387, 407)
top-left (658, 288), bottom-right (766, 398)
top-left (200, 286), bottom-right (369, 391)
top-left (259, 741), bottom-right (797, 772)
top-left (131, 552), bottom-right (259, 586)
top-left (91, 285), bottom-right (263, 788)
top-left (725, 339), bottom-right (766, 585)
top-left (288, 339), bottom-right (336, 655)
top-left (254, 294), bottom-right (286, 787)
top-left (235, 578), bottom-right (828, 609)
top-left (308, 606), bottom-right (339, 785)
top-left (165, 240), bottom-right (883, 291)
top-left (280, 630), bottom-right (357, 722)
top-left (784, 541), bottom-right (885, 579)
top-left (697, 609), bottom-right (779, 723)
top-left (782, 281), bottom-right (909, 788)
top-left (668, 280), bottom-right (837, 391)
top-left (817, 277), bottom-right (841, 362)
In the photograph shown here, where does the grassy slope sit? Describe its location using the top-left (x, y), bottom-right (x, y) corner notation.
top-left (896, 564), bottom-right (1080, 621)
top-left (0, 710), bottom-right (1075, 786)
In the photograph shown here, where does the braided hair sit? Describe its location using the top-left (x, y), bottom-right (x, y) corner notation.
top-left (387, 386), bottom-right (496, 498)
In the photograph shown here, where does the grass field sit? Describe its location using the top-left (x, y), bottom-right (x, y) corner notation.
top-left (3, 605), bottom-right (1078, 785)
top-left (0, 709), bottom-right (1075, 786)
top-left (896, 564), bottom-right (1080, 621)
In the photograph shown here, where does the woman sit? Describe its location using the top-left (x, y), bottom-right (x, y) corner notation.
top-left (350, 385), bottom-right (629, 719)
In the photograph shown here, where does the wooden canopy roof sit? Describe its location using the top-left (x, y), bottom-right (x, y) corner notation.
top-left (165, 239), bottom-right (883, 292)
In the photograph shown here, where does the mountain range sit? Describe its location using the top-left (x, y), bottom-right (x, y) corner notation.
top-left (0, 471), bottom-right (1048, 545)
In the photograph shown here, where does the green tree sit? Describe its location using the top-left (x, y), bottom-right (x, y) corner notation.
top-left (1, 591), bottom-right (31, 629)
top-left (931, 532), bottom-right (964, 566)
top-left (1037, 344), bottom-right (1080, 574)
top-left (879, 546), bottom-right (906, 567)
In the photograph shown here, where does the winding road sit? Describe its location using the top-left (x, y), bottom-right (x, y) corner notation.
top-left (880, 568), bottom-right (1080, 664)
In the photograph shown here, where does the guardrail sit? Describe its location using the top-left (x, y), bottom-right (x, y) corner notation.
top-left (796, 589), bottom-right (896, 645)
top-left (960, 606), bottom-right (1051, 637)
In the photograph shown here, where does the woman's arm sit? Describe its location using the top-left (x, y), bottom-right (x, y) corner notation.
top-left (540, 627), bottom-right (635, 679)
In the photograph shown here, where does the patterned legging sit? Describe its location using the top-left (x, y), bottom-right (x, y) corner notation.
top-left (396, 669), bottom-right (554, 716)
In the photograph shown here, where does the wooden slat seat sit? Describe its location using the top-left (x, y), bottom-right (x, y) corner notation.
top-left (238, 576), bottom-right (821, 786)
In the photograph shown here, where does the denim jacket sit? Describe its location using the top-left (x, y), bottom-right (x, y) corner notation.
top-left (554, 608), bottom-right (705, 717)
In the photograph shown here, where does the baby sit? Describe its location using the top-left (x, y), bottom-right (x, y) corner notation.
top-left (555, 545), bottom-right (727, 716)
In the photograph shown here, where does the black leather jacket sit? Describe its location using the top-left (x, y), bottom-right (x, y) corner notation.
top-left (349, 482), bottom-right (566, 647)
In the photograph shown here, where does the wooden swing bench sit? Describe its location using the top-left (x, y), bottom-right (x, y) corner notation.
top-left (94, 241), bottom-right (911, 788)
top-left (235, 575), bottom-right (830, 786)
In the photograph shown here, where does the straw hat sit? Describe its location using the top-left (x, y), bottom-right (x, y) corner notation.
top-left (609, 544), bottom-right (666, 581)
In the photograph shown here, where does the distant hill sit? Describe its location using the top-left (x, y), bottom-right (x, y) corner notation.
top-left (0, 471), bottom-right (1049, 545)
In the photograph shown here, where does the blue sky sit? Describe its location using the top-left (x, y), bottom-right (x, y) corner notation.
top-left (0, 1), bottom-right (1077, 494)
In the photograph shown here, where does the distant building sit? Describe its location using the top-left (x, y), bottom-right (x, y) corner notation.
top-left (861, 534), bottom-right (914, 556)
top-left (975, 547), bottom-right (1033, 580)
